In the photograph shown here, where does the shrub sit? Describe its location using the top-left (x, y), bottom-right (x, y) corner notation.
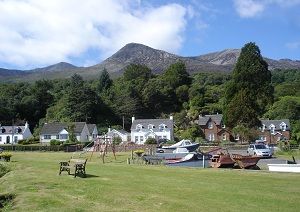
top-left (113, 137), bottom-right (122, 145)
top-left (0, 152), bottom-right (12, 162)
top-left (50, 139), bottom-right (61, 146)
top-left (0, 163), bottom-right (10, 177)
top-left (133, 149), bottom-right (144, 157)
top-left (145, 138), bottom-right (157, 144)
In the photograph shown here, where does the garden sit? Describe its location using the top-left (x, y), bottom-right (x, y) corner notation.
top-left (0, 151), bottom-right (300, 211)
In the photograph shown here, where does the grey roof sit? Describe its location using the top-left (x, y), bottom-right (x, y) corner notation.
top-left (260, 119), bottom-right (291, 130)
top-left (0, 126), bottom-right (25, 134)
top-left (107, 129), bottom-right (129, 136)
top-left (40, 122), bottom-right (86, 134)
top-left (131, 118), bottom-right (173, 130)
top-left (198, 114), bottom-right (223, 126)
top-left (87, 124), bottom-right (97, 134)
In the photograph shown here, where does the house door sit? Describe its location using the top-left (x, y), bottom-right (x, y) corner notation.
top-left (6, 136), bottom-right (10, 144)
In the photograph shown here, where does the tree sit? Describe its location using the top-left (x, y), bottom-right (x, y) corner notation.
top-left (163, 61), bottom-right (191, 88)
top-left (224, 42), bottom-right (273, 128)
top-left (232, 124), bottom-right (258, 144)
top-left (98, 69), bottom-right (112, 93)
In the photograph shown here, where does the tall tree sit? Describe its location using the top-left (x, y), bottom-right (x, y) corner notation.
top-left (163, 61), bottom-right (191, 88)
top-left (224, 42), bottom-right (273, 128)
top-left (98, 69), bottom-right (112, 93)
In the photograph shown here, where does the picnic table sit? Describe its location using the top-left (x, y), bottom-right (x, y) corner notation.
top-left (59, 159), bottom-right (87, 178)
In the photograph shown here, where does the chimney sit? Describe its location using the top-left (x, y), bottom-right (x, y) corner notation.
top-left (132, 116), bottom-right (135, 123)
top-left (25, 121), bottom-right (29, 128)
top-left (170, 115), bottom-right (173, 120)
top-left (108, 126), bottom-right (111, 132)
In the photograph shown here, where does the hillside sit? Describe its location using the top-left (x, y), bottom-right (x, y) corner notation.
top-left (1, 43), bottom-right (300, 82)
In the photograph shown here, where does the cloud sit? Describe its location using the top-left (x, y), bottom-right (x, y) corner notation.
top-left (0, 0), bottom-right (189, 69)
top-left (286, 41), bottom-right (300, 49)
top-left (233, 0), bottom-right (300, 18)
top-left (233, 0), bottom-right (265, 18)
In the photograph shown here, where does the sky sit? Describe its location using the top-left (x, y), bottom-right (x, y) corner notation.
top-left (0, 0), bottom-right (299, 70)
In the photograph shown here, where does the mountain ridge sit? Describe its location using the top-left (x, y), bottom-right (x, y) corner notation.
top-left (1, 43), bottom-right (300, 82)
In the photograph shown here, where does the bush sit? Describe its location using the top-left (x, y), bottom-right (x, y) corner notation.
top-left (113, 137), bottom-right (122, 145)
top-left (18, 137), bottom-right (40, 145)
top-left (0, 152), bottom-right (12, 162)
top-left (50, 139), bottom-right (62, 146)
top-left (0, 163), bottom-right (10, 177)
top-left (133, 149), bottom-right (144, 157)
top-left (145, 138), bottom-right (157, 145)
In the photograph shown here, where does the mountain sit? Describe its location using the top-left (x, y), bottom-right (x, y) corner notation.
top-left (1, 43), bottom-right (300, 82)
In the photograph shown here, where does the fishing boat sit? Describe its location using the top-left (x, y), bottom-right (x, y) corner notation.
top-left (156, 139), bottom-right (200, 153)
top-left (210, 153), bottom-right (235, 168)
top-left (230, 154), bottom-right (260, 169)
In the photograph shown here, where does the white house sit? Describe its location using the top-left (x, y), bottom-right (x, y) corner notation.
top-left (87, 124), bottom-right (98, 141)
top-left (0, 122), bottom-right (32, 144)
top-left (131, 116), bottom-right (174, 144)
top-left (40, 122), bottom-right (91, 143)
top-left (106, 128), bottom-right (130, 143)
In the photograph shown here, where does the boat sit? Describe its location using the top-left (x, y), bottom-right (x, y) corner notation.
top-left (210, 153), bottom-right (235, 168)
top-left (156, 139), bottom-right (200, 153)
top-left (230, 154), bottom-right (260, 169)
top-left (166, 153), bottom-right (211, 168)
top-left (268, 164), bottom-right (300, 173)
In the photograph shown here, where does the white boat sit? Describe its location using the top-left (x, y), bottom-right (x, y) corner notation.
top-left (157, 139), bottom-right (200, 153)
top-left (268, 164), bottom-right (300, 173)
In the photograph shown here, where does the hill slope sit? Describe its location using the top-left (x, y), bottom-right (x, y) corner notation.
top-left (1, 43), bottom-right (300, 82)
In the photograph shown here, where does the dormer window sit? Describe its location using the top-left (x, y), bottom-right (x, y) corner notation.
top-left (148, 124), bottom-right (155, 129)
top-left (269, 124), bottom-right (275, 134)
top-left (159, 124), bottom-right (166, 131)
top-left (280, 122), bottom-right (287, 131)
top-left (221, 122), bottom-right (225, 129)
top-left (261, 124), bottom-right (266, 132)
top-left (0, 127), bottom-right (5, 133)
top-left (208, 121), bottom-right (213, 129)
top-left (136, 124), bottom-right (143, 130)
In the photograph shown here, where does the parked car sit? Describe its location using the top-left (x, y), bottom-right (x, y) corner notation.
top-left (247, 144), bottom-right (272, 158)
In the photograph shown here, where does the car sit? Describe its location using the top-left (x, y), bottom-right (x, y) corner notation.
top-left (247, 144), bottom-right (272, 158)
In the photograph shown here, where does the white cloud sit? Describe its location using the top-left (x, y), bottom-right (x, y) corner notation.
top-left (286, 41), bottom-right (300, 49)
top-left (233, 0), bottom-right (300, 18)
top-left (233, 0), bottom-right (265, 18)
top-left (0, 0), bottom-right (189, 69)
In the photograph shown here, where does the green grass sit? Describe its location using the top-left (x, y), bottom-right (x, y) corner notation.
top-left (1, 152), bottom-right (300, 212)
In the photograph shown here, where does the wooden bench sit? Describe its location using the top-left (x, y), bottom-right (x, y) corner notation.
top-left (59, 159), bottom-right (87, 178)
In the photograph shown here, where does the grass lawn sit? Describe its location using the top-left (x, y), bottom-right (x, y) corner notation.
top-left (1, 152), bottom-right (300, 212)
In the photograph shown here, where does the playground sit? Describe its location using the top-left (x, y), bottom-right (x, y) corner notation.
top-left (1, 150), bottom-right (300, 211)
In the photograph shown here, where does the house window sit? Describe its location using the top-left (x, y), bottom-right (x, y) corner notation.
top-left (260, 136), bottom-right (266, 141)
top-left (56, 135), bottom-right (59, 139)
top-left (234, 134), bottom-right (240, 141)
top-left (135, 136), bottom-right (138, 142)
top-left (136, 124), bottom-right (143, 130)
top-left (163, 136), bottom-right (167, 139)
top-left (208, 134), bottom-right (215, 141)
top-left (44, 135), bottom-right (51, 139)
top-left (269, 125), bottom-right (275, 134)
top-left (159, 124), bottom-right (166, 131)
top-left (148, 124), bottom-right (155, 129)
top-left (60, 134), bottom-right (68, 140)
top-left (280, 123), bottom-right (286, 131)
top-left (140, 136), bottom-right (144, 143)
top-left (261, 124), bottom-right (266, 132)
top-left (208, 121), bottom-right (213, 129)
top-left (14, 136), bottom-right (18, 143)
top-left (277, 136), bottom-right (281, 141)
top-left (222, 134), bottom-right (226, 141)
top-left (221, 123), bottom-right (226, 129)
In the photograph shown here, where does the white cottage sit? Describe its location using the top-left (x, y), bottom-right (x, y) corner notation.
top-left (106, 128), bottom-right (130, 143)
top-left (40, 122), bottom-right (91, 143)
top-left (87, 124), bottom-right (99, 141)
top-left (131, 116), bottom-right (174, 144)
top-left (0, 122), bottom-right (32, 144)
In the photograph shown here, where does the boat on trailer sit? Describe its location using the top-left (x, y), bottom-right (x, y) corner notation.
top-left (156, 139), bottom-right (200, 153)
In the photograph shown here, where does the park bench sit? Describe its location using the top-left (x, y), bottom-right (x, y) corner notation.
top-left (59, 158), bottom-right (87, 178)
